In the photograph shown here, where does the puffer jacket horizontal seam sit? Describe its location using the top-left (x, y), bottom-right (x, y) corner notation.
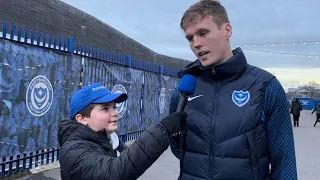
top-left (184, 150), bottom-right (209, 156)
top-left (216, 126), bottom-right (259, 146)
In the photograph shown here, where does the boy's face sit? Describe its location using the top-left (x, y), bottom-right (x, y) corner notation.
top-left (77, 101), bottom-right (119, 134)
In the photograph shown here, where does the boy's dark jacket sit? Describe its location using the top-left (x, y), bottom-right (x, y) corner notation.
top-left (58, 119), bottom-right (169, 180)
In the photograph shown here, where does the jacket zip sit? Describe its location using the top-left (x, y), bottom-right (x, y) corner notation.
top-left (209, 66), bottom-right (220, 179)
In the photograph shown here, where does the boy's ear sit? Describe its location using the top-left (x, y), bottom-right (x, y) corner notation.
top-left (75, 114), bottom-right (88, 125)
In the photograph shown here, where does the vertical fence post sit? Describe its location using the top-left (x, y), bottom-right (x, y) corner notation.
top-left (68, 37), bottom-right (74, 54)
top-left (2, 21), bottom-right (6, 38)
top-left (84, 44), bottom-right (87, 56)
top-left (16, 155), bottom-right (20, 174)
top-left (10, 24), bottom-right (14, 40)
top-left (37, 31), bottom-right (41, 46)
top-left (80, 42), bottom-right (83, 55)
top-left (1, 157), bottom-right (6, 177)
top-left (63, 37), bottom-right (67, 51)
top-left (30, 29), bottom-right (34, 44)
top-left (29, 152), bottom-right (33, 169)
top-left (48, 34), bottom-right (52, 48)
top-left (43, 32), bottom-right (47, 47)
top-left (22, 153), bottom-right (27, 171)
top-left (17, 25), bottom-right (21, 41)
top-left (8, 156), bottom-right (13, 176)
top-left (58, 37), bottom-right (62, 50)
top-left (57, 147), bottom-right (60, 160)
top-left (35, 151), bottom-right (39, 168)
top-left (159, 65), bottom-right (164, 75)
top-left (53, 36), bottom-right (57, 49)
top-left (126, 55), bottom-right (132, 68)
top-left (41, 150), bottom-right (45, 166)
top-left (46, 149), bottom-right (50, 164)
top-left (51, 148), bottom-right (55, 163)
top-left (24, 27), bottom-right (28, 43)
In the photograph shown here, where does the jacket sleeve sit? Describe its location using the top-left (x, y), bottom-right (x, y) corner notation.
top-left (263, 78), bottom-right (298, 179)
top-left (168, 88), bottom-right (181, 159)
top-left (63, 124), bottom-right (170, 180)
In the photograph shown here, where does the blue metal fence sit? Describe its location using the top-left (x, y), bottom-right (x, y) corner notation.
top-left (0, 20), bottom-right (179, 178)
top-left (1, 147), bottom-right (59, 177)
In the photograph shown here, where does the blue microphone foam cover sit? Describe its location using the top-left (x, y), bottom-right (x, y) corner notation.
top-left (178, 74), bottom-right (197, 95)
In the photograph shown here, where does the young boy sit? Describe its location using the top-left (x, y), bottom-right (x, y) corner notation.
top-left (58, 83), bottom-right (187, 180)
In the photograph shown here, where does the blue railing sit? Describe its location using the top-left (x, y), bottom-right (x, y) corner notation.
top-left (1, 148), bottom-right (60, 177)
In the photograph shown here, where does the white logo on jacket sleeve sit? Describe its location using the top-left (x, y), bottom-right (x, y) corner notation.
top-left (232, 90), bottom-right (250, 107)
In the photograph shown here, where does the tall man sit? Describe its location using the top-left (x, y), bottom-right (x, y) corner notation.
top-left (169, 1), bottom-right (297, 179)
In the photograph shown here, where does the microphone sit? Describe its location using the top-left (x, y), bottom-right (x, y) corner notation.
top-left (176, 74), bottom-right (197, 112)
top-left (175, 74), bottom-right (197, 180)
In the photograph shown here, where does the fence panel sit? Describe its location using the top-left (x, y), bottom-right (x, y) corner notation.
top-left (82, 57), bottom-right (143, 135)
top-left (142, 71), bottom-right (161, 128)
top-left (0, 39), bottom-right (81, 157)
top-left (158, 75), bottom-right (179, 119)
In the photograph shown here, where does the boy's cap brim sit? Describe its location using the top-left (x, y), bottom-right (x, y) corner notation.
top-left (92, 93), bottom-right (128, 104)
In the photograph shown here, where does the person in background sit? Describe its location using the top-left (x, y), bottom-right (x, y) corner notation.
top-left (169, 0), bottom-right (297, 179)
top-left (290, 98), bottom-right (302, 127)
top-left (311, 103), bottom-right (320, 127)
top-left (58, 83), bottom-right (187, 180)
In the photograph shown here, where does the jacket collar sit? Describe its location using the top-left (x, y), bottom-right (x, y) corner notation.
top-left (178, 47), bottom-right (248, 80)
top-left (58, 120), bottom-right (113, 151)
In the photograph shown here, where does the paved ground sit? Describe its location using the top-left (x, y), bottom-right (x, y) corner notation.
top-left (292, 110), bottom-right (320, 180)
top-left (14, 110), bottom-right (320, 180)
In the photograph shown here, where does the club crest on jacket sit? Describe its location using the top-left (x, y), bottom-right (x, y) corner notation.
top-left (232, 90), bottom-right (250, 107)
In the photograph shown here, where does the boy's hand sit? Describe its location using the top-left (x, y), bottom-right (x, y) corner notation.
top-left (160, 112), bottom-right (187, 137)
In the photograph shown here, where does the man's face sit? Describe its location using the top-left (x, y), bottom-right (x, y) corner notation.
top-left (83, 102), bottom-right (119, 134)
top-left (184, 15), bottom-right (232, 67)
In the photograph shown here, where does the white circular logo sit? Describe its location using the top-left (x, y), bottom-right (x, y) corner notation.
top-left (112, 84), bottom-right (127, 118)
top-left (159, 88), bottom-right (165, 114)
top-left (26, 75), bottom-right (53, 116)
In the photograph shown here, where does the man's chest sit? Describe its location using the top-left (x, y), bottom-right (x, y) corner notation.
top-left (184, 79), bottom-right (264, 140)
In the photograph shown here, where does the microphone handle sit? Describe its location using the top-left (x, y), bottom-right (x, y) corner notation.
top-left (176, 92), bottom-right (188, 180)
top-left (176, 92), bottom-right (188, 112)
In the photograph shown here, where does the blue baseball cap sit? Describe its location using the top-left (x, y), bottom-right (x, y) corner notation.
top-left (69, 83), bottom-right (127, 120)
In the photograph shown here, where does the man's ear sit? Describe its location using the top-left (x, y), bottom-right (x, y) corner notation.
top-left (225, 23), bottom-right (232, 40)
top-left (75, 114), bottom-right (88, 125)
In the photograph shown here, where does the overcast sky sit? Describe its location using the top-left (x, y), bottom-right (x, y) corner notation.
top-left (62, 0), bottom-right (319, 89)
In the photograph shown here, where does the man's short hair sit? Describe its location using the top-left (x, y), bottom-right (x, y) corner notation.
top-left (180, 0), bottom-right (230, 30)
